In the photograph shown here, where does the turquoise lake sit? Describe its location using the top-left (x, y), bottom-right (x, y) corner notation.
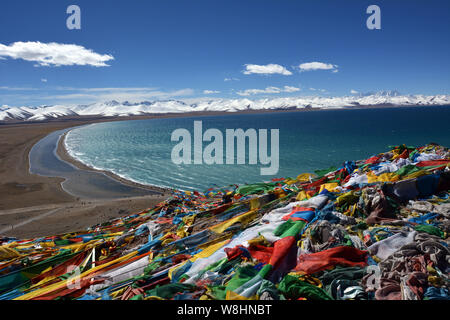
top-left (64, 106), bottom-right (450, 191)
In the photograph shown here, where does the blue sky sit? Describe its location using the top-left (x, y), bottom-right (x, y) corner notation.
top-left (0, 0), bottom-right (449, 106)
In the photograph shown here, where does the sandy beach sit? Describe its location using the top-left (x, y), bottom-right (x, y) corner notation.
top-left (0, 118), bottom-right (171, 239)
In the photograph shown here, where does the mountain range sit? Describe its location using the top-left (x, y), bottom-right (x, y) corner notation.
top-left (1, 92), bottom-right (449, 122)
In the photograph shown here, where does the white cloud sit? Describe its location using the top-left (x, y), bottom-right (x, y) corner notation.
top-left (73, 87), bottom-right (159, 92)
top-left (351, 89), bottom-right (359, 94)
top-left (41, 78), bottom-right (47, 83)
top-left (0, 41), bottom-right (114, 67)
top-left (243, 64), bottom-right (292, 76)
top-left (283, 86), bottom-right (301, 93)
top-left (3, 86), bottom-right (195, 105)
top-left (237, 85), bottom-right (300, 96)
top-left (203, 90), bottom-right (221, 94)
top-left (49, 88), bottom-right (195, 102)
top-left (0, 86), bottom-right (38, 91)
top-left (224, 77), bottom-right (240, 82)
top-left (299, 62), bottom-right (338, 72)
top-left (309, 87), bottom-right (327, 93)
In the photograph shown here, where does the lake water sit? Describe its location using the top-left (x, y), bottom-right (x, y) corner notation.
top-left (64, 106), bottom-right (450, 191)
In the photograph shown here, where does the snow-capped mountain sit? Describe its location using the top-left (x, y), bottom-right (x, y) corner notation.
top-left (1, 93), bottom-right (449, 122)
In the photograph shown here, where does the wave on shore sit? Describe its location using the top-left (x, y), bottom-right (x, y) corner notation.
top-left (64, 127), bottom-right (177, 191)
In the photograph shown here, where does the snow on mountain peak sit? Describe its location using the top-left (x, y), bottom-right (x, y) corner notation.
top-left (1, 93), bottom-right (449, 122)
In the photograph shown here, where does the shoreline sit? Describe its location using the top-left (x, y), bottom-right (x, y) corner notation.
top-left (56, 129), bottom-right (171, 195)
top-left (50, 108), bottom-right (331, 195)
top-left (49, 104), bottom-right (444, 195)
top-left (0, 120), bottom-right (171, 238)
top-left (0, 122), bottom-right (79, 211)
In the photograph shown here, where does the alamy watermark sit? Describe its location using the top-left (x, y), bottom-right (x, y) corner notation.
top-left (365, 265), bottom-right (381, 290)
top-left (66, 5), bottom-right (81, 30)
top-left (66, 264), bottom-right (81, 290)
top-left (170, 121), bottom-right (279, 175)
top-left (65, 4), bottom-right (379, 31)
top-left (366, 5), bottom-right (381, 30)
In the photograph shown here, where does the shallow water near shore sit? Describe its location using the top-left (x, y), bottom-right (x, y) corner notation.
top-left (64, 106), bottom-right (450, 191)
top-left (29, 127), bottom-right (158, 199)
